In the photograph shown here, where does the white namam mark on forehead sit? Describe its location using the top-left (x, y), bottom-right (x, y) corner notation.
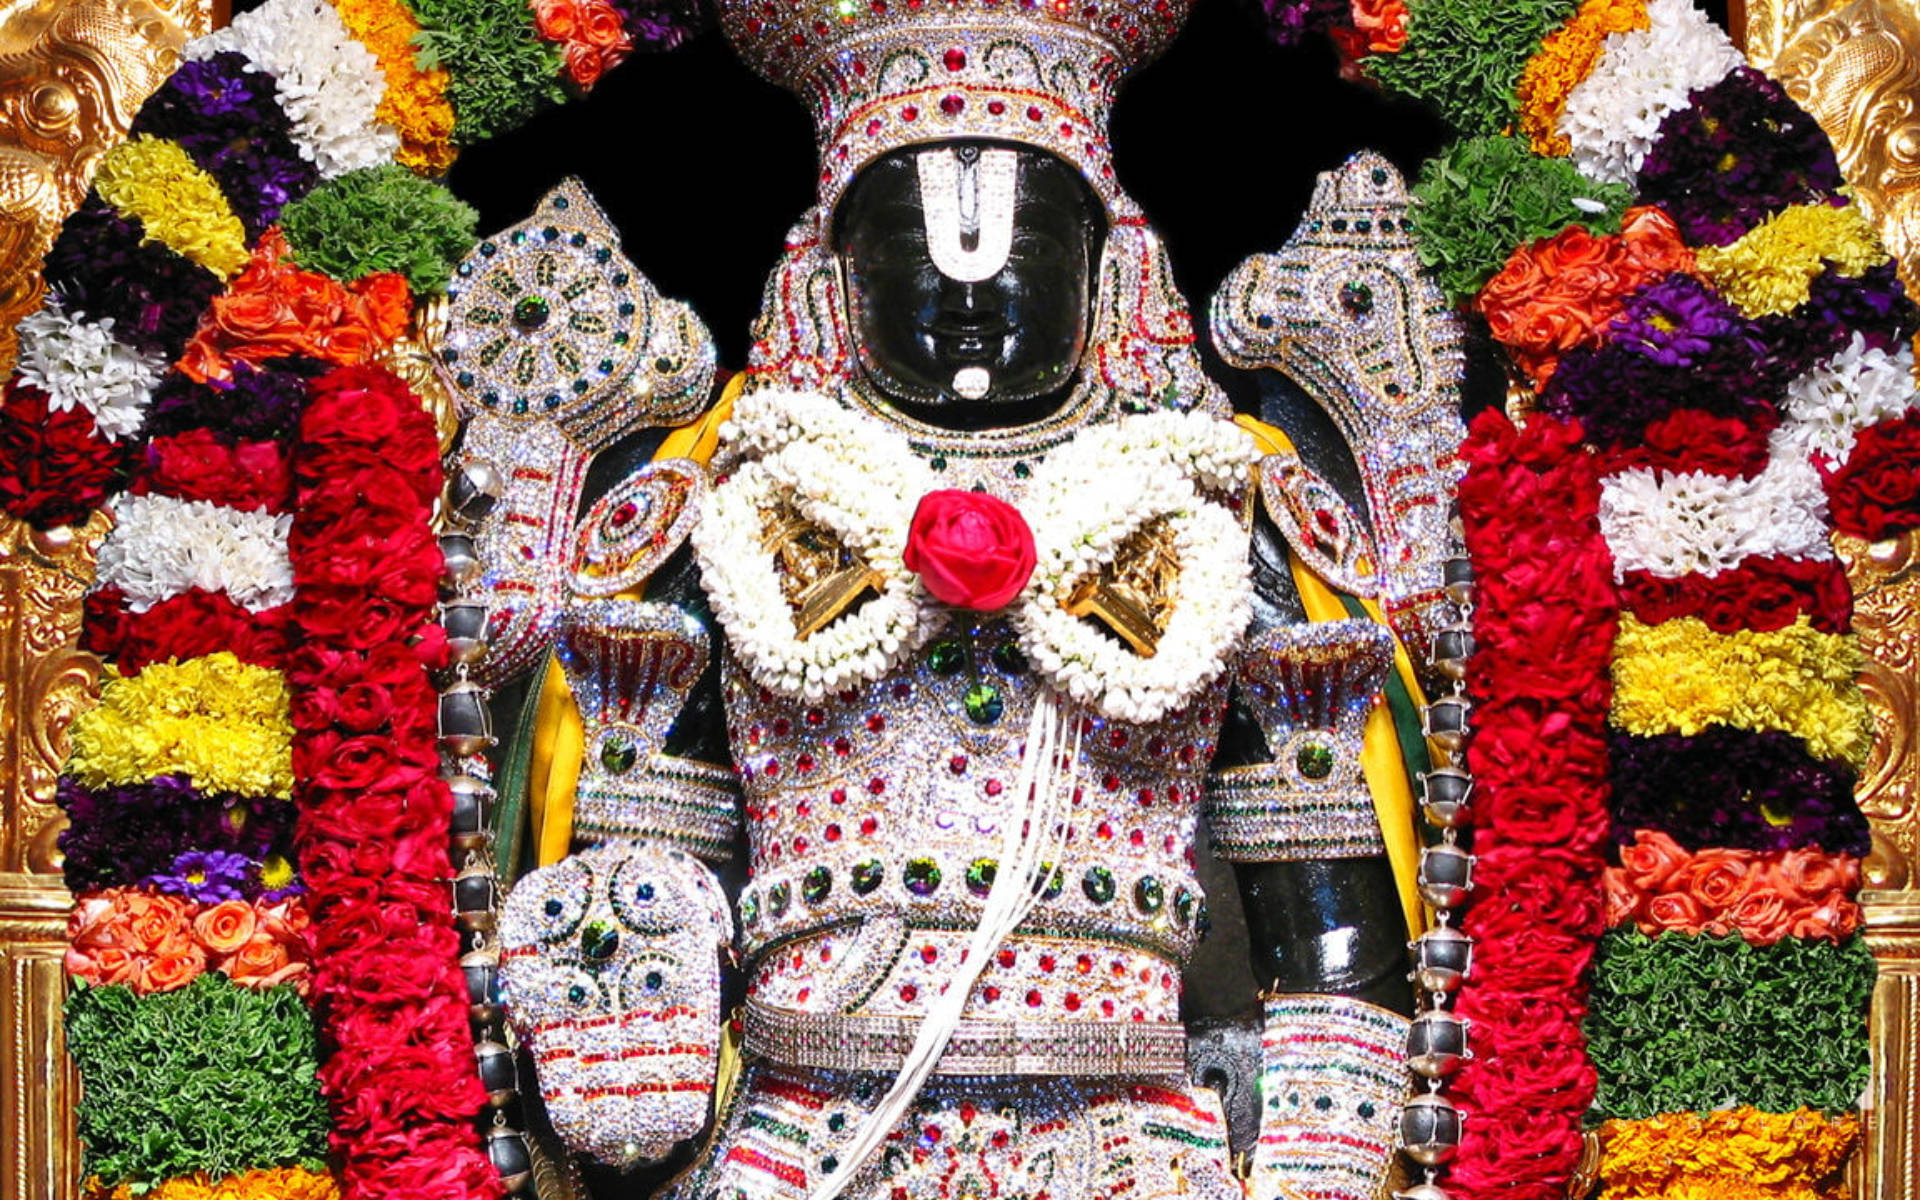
top-left (917, 146), bottom-right (1018, 284)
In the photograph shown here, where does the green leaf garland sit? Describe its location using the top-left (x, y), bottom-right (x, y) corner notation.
top-left (65, 974), bottom-right (329, 1186)
top-left (281, 165), bottom-right (479, 293)
top-left (1584, 929), bottom-right (1875, 1121)
top-left (1410, 134), bottom-right (1633, 303)
top-left (411, 0), bottom-right (568, 144)
top-left (1365, 0), bottom-right (1581, 136)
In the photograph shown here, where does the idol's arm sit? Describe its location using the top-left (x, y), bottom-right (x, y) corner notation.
top-left (1203, 510), bottom-right (1413, 1200)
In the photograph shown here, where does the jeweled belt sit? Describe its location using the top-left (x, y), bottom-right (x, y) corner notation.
top-left (742, 998), bottom-right (1188, 1076)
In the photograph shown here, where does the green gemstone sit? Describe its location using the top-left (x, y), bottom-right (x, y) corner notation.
top-left (456, 371), bottom-right (474, 388)
top-left (512, 296), bottom-right (550, 330)
top-left (820, 1157), bottom-right (838, 1174)
top-left (1039, 864), bottom-right (1064, 900)
top-left (1083, 866), bottom-right (1116, 904)
top-left (929, 456), bottom-right (947, 472)
top-left (613, 331), bottom-right (630, 344)
top-left (600, 737), bottom-right (638, 774)
top-left (926, 640), bottom-right (966, 676)
top-left (1339, 280), bottom-right (1374, 318)
top-left (1012, 462), bottom-right (1031, 479)
top-left (511, 230), bottom-right (527, 244)
top-left (803, 866), bottom-right (832, 904)
top-left (644, 970), bottom-right (664, 991)
top-left (481, 241), bottom-right (497, 255)
top-left (595, 247), bottom-right (612, 262)
top-left (904, 858), bottom-right (942, 896)
top-left (965, 858), bottom-right (998, 896)
top-left (555, 196), bottom-right (571, 209)
top-left (1358, 1101), bottom-right (1376, 1119)
top-left (963, 682), bottom-right (1004, 725)
top-left (1174, 888), bottom-right (1195, 926)
top-left (768, 882), bottom-right (791, 915)
top-left (851, 860), bottom-right (884, 894)
top-left (827, 1112), bottom-right (847, 1133)
top-left (1134, 876), bottom-right (1164, 914)
top-left (580, 920), bottom-right (619, 961)
top-left (570, 232), bottom-right (587, 246)
top-left (567, 983), bottom-right (588, 1004)
top-left (542, 226), bottom-right (559, 241)
top-left (1295, 738), bottom-right (1336, 780)
top-left (740, 893), bottom-right (760, 923)
top-left (989, 643), bottom-right (1028, 674)
top-left (511, 398), bottom-right (530, 414)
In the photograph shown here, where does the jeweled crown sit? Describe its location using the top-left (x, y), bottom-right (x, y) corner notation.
top-left (718, 0), bottom-right (1195, 214)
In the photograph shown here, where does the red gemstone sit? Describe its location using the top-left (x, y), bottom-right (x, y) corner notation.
top-left (997, 948), bottom-right (1016, 968)
top-left (921, 945), bottom-right (938, 963)
top-left (611, 502), bottom-right (638, 525)
top-left (1128, 830), bottom-right (1144, 846)
top-left (1025, 989), bottom-right (1042, 1007)
top-left (860, 816), bottom-right (878, 835)
top-left (834, 737), bottom-right (852, 756)
top-left (983, 985), bottom-right (1001, 1002)
top-left (900, 984), bottom-right (918, 1002)
top-left (902, 105), bottom-right (919, 121)
top-left (824, 824), bottom-right (841, 842)
top-left (866, 118), bottom-right (884, 136)
top-left (831, 788), bottom-right (849, 804)
top-left (867, 714), bottom-right (886, 732)
top-left (950, 755), bottom-right (968, 774)
top-left (1064, 993), bottom-right (1082, 1011)
top-left (867, 777), bottom-right (886, 794)
top-left (988, 100), bottom-right (1006, 115)
top-left (940, 94), bottom-right (964, 116)
top-left (1038, 954), bottom-right (1056, 972)
top-left (1076, 954), bottom-right (1093, 973)
top-left (944, 48), bottom-right (967, 70)
top-left (985, 780), bottom-right (1003, 796)
top-left (1026, 105), bottom-right (1043, 121)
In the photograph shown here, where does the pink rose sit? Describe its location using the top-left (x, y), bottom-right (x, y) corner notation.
top-left (902, 490), bottom-right (1037, 610)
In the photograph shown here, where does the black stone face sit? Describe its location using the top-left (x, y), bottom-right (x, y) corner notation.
top-left (834, 141), bottom-right (1103, 430)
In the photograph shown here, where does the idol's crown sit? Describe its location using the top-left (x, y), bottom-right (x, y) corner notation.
top-left (718, 0), bottom-right (1195, 214)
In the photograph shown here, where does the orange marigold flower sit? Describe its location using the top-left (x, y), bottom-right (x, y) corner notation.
top-left (1518, 0), bottom-right (1650, 157)
top-left (333, 0), bottom-right (458, 175)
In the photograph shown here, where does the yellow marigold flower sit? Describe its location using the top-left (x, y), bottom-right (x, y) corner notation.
top-left (334, 0), bottom-right (458, 175)
top-left (1598, 1108), bottom-right (1857, 1200)
top-left (1696, 200), bottom-right (1889, 317)
top-left (1518, 0), bottom-right (1649, 156)
top-left (90, 1167), bottom-right (341, 1200)
top-left (94, 136), bottom-right (249, 278)
top-left (67, 652), bottom-right (294, 797)
top-left (1611, 614), bottom-right (1872, 767)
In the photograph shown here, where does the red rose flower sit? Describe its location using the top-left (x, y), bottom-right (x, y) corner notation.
top-left (902, 490), bottom-right (1037, 610)
top-left (1822, 410), bottom-right (1920, 541)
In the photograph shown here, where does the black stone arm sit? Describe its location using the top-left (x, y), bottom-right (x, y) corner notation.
top-left (1213, 510), bottom-right (1415, 1018)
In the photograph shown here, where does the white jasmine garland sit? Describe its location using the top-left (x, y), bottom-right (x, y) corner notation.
top-left (1773, 332), bottom-right (1919, 465)
top-left (1011, 413), bottom-right (1256, 724)
top-left (1558, 0), bottom-right (1744, 187)
top-left (187, 0), bottom-right (399, 177)
top-left (97, 493), bottom-right (295, 613)
top-left (1599, 452), bottom-right (1832, 580)
top-left (14, 300), bottom-right (165, 441)
top-left (699, 392), bottom-right (1259, 723)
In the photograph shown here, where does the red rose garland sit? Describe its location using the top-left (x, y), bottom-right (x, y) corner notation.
top-left (1449, 410), bottom-right (1618, 1200)
top-left (287, 364), bottom-right (497, 1200)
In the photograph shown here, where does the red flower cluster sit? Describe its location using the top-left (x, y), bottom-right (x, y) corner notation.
top-left (1604, 407), bottom-right (1776, 479)
top-left (285, 364), bottom-right (497, 1200)
top-left (0, 380), bottom-right (132, 528)
top-left (1821, 410), bottom-right (1920, 542)
top-left (1449, 410), bottom-right (1618, 1200)
top-left (83, 587), bottom-right (296, 675)
top-left (1617, 555), bottom-right (1852, 635)
top-left (133, 429), bottom-right (293, 513)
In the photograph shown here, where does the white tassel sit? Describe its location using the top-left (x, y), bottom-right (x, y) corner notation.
top-left (805, 690), bottom-right (1081, 1200)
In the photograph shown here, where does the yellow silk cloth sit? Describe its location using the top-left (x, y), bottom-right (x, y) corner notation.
top-left (527, 393), bottom-right (1426, 938)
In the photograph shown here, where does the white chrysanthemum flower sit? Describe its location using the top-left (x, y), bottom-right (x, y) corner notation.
top-left (1599, 452), bottom-right (1831, 579)
top-left (13, 300), bottom-right (165, 441)
top-left (97, 494), bottom-right (295, 612)
top-left (1774, 332), bottom-right (1919, 464)
top-left (187, 0), bottom-right (398, 177)
top-left (1559, 0), bottom-right (1745, 187)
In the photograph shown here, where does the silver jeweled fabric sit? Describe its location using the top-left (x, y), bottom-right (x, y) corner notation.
top-left (559, 599), bottom-right (740, 861)
top-left (1205, 620), bottom-right (1393, 862)
top-left (499, 840), bottom-right (734, 1167)
top-left (1252, 994), bottom-right (1410, 1200)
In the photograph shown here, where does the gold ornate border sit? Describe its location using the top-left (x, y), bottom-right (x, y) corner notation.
top-left (0, 2), bottom-right (212, 1197)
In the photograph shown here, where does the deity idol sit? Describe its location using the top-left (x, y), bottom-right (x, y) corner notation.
top-left (460, 3), bottom-right (1477, 1198)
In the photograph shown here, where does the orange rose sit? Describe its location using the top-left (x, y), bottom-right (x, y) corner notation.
top-left (1602, 868), bottom-right (1642, 928)
top-left (230, 932), bottom-right (308, 993)
top-left (1643, 891), bottom-right (1706, 934)
top-left (351, 273), bottom-right (413, 341)
top-left (122, 891), bottom-right (194, 955)
top-left (140, 943), bottom-right (207, 993)
top-left (1681, 849), bottom-right (1754, 910)
top-left (533, 0), bottom-right (582, 40)
top-left (579, 0), bottom-right (632, 50)
top-left (1350, 0), bottom-right (1407, 53)
top-left (1619, 205), bottom-right (1695, 276)
top-left (1726, 890), bottom-right (1792, 945)
top-left (1617, 830), bottom-right (1688, 891)
top-left (1790, 893), bottom-right (1861, 941)
top-left (66, 943), bottom-right (140, 988)
top-left (193, 899), bottom-right (258, 956)
top-left (1769, 848), bottom-right (1856, 897)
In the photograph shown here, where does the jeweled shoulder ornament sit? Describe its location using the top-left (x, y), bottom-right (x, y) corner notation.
top-left (435, 180), bottom-right (718, 686)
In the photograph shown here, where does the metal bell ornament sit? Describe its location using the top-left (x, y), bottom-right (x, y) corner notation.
top-left (1399, 1092), bottom-right (1463, 1166)
top-left (445, 457), bottom-right (506, 527)
top-left (1422, 696), bottom-right (1471, 754)
top-left (439, 532), bottom-right (484, 591)
top-left (437, 680), bottom-right (495, 757)
top-left (1410, 925), bottom-right (1474, 992)
top-left (440, 598), bottom-right (492, 664)
top-left (1419, 767), bottom-right (1472, 828)
top-left (1417, 843), bottom-right (1475, 910)
top-left (453, 861), bottom-right (500, 932)
top-left (487, 1124), bottom-right (533, 1193)
top-left (1406, 1009), bottom-right (1470, 1078)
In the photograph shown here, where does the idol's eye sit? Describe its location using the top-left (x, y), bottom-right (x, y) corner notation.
top-left (617, 952), bottom-right (683, 1007)
top-left (501, 855), bottom-right (595, 949)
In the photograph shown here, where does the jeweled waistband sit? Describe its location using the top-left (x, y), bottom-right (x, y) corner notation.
top-left (742, 999), bottom-right (1189, 1076)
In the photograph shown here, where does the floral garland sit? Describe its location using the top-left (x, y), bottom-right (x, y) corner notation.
top-left (287, 364), bottom-right (495, 1199)
top-left (699, 390), bottom-right (1257, 722)
top-left (1252, 0), bottom-right (1916, 1194)
top-left (67, 889), bottom-right (312, 995)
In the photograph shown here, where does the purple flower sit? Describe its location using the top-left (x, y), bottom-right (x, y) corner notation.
top-left (57, 774), bottom-right (300, 896)
top-left (1539, 273), bottom-right (1777, 445)
top-left (131, 52), bottom-right (317, 235)
top-left (1639, 67), bottom-right (1846, 247)
top-left (606, 0), bottom-right (710, 50)
top-left (150, 849), bottom-right (254, 903)
top-left (43, 196), bottom-right (222, 360)
top-left (145, 361), bottom-right (311, 443)
top-left (1759, 261), bottom-right (1920, 380)
top-left (1245, 0), bottom-right (1353, 45)
top-left (1609, 727), bottom-right (1869, 855)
